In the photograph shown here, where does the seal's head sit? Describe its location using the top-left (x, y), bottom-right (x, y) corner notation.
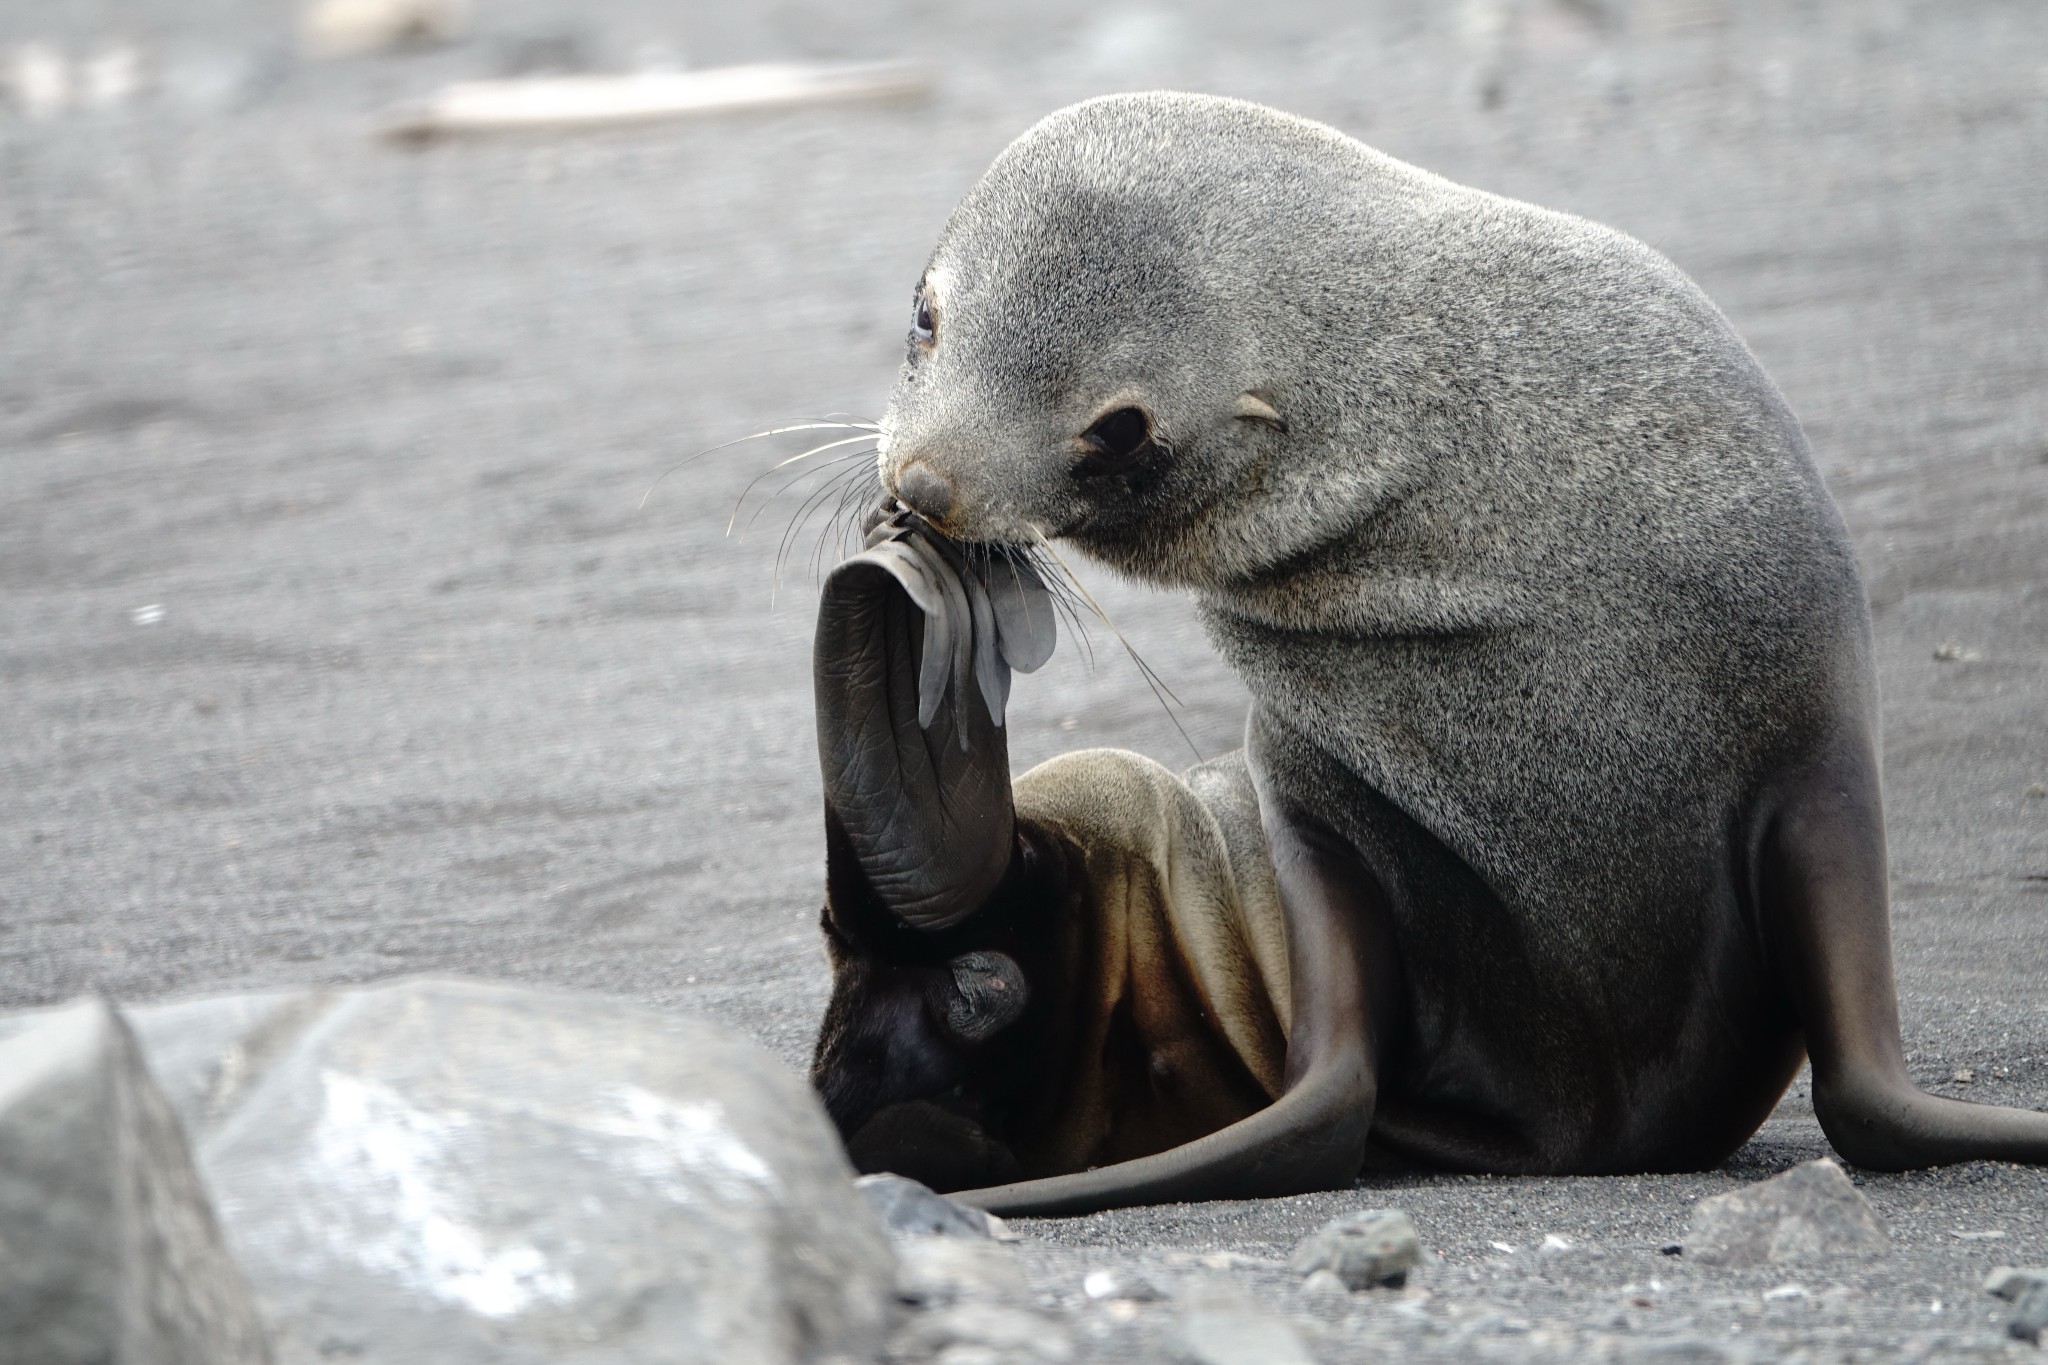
top-left (876, 92), bottom-right (1432, 589)
top-left (808, 816), bottom-right (1084, 1193)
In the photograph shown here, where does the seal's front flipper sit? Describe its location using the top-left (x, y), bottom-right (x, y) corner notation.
top-left (1769, 726), bottom-right (2048, 1168)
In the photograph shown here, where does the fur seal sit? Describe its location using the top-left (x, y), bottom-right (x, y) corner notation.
top-left (807, 92), bottom-right (2048, 1215)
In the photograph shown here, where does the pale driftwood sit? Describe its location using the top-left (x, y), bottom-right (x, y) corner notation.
top-left (381, 61), bottom-right (933, 141)
top-left (303, 0), bottom-right (467, 60)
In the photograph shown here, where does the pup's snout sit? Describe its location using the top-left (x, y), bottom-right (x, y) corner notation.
top-left (893, 461), bottom-right (955, 525)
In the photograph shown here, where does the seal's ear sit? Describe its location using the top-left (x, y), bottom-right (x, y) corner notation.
top-left (928, 950), bottom-right (1029, 1045)
top-left (1232, 392), bottom-right (1287, 432)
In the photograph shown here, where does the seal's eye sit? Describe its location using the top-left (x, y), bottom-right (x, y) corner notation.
top-left (911, 290), bottom-right (937, 345)
top-left (1075, 406), bottom-right (1154, 478)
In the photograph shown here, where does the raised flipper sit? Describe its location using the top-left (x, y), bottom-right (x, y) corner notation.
top-left (1768, 725), bottom-right (2048, 1168)
top-left (812, 510), bottom-right (1054, 929)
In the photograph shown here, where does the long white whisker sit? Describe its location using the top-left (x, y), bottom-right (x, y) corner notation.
top-left (727, 435), bottom-right (884, 535)
top-left (1025, 523), bottom-right (1198, 759)
top-left (639, 421), bottom-right (880, 510)
top-left (746, 447), bottom-right (876, 540)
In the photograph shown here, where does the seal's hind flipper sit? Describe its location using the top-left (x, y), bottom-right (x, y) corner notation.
top-left (845, 519), bottom-right (1057, 738)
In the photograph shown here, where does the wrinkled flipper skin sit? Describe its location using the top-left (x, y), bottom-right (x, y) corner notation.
top-left (813, 555), bottom-right (1015, 931)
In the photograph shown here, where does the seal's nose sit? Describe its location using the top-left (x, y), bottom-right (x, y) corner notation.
top-left (894, 461), bottom-right (955, 525)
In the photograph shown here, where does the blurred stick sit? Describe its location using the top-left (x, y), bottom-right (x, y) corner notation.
top-left (381, 61), bottom-right (932, 141)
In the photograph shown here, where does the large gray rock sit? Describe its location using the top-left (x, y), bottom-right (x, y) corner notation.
top-left (1683, 1159), bottom-right (1890, 1267)
top-left (127, 988), bottom-right (335, 1142)
top-left (142, 977), bottom-right (892, 1365)
top-left (0, 998), bottom-right (271, 1365)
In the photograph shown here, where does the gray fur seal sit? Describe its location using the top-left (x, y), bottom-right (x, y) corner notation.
top-left (806, 92), bottom-right (2048, 1215)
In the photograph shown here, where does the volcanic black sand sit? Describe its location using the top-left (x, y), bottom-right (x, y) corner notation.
top-left (3, 0), bottom-right (2044, 1356)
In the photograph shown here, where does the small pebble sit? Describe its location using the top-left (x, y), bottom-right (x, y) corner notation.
top-left (1301, 1268), bottom-right (1350, 1297)
top-left (1288, 1208), bottom-right (1422, 1290)
top-left (2009, 1283), bottom-right (2048, 1345)
top-left (1683, 1157), bottom-right (1889, 1267)
top-left (1174, 1307), bottom-right (1315, 1365)
top-left (857, 1173), bottom-right (1009, 1240)
top-left (1987, 1266), bottom-right (2048, 1302)
top-left (1081, 1268), bottom-right (1164, 1303)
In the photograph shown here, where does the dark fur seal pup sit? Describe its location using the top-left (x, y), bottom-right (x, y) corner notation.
top-left (807, 92), bottom-right (2048, 1215)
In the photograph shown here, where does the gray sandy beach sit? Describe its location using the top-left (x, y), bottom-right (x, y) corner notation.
top-left (3, 0), bottom-right (2045, 1356)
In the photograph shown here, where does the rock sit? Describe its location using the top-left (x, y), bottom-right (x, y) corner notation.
top-left (1300, 1268), bottom-right (1351, 1297)
top-left (887, 1236), bottom-right (1063, 1362)
top-left (126, 988), bottom-right (332, 1141)
top-left (1682, 1159), bottom-right (1890, 1267)
top-left (1173, 1305), bottom-right (1317, 1365)
top-left (300, 0), bottom-right (465, 59)
top-left (1987, 1266), bottom-right (2048, 1302)
top-left (179, 976), bottom-right (892, 1364)
top-left (894, 1237), bottom-right (1031, 1309)
top-left (2010, 1283), bottom-right (2048, 1345)
top-left (1286, 1208), bottom-right (1421, 1290)
top-left (1082, 1267), bottom-right (1166, 1302)
top-left (858, 1172), bottom-right (1012, 1240)
top-left (0, 997), bottom-right (270, 1365)
top-left (893, 1303), bottom-right (1073, 1362)
top-left (886, 1236), bottom-right (1076, 1361)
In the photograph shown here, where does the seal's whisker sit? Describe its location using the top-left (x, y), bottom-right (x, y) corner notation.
top-left (1021, 549), bottom-right (1097, 668)
top-left (727, 436), bottom-right (881, 535)
top-left (814, 479), bottom-right (865, 575)
top-left (763, 460), bottom-right (877, 571)
top-left (815, 466), bottom-right (884, 578)
top-left (787, 459), bottom-right (872, 562)
top-left (1011, 545), bottom-right (1090, 663)
top-left (772, 465), bottom-right (875, 607)
top-left (774, 459), bottom-right (877, 596)
top-left (639, 420), bottom-right (880, 510)
top-left (1024, 525), bottom-right (1198, 759)
top-left (1049, 584), bottom-right (1098, 669)
top-left (743, 446), bottom-right (876, 543)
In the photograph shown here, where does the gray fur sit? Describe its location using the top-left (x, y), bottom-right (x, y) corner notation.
top-left (879, 92), bottom-right (1871, 1166)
